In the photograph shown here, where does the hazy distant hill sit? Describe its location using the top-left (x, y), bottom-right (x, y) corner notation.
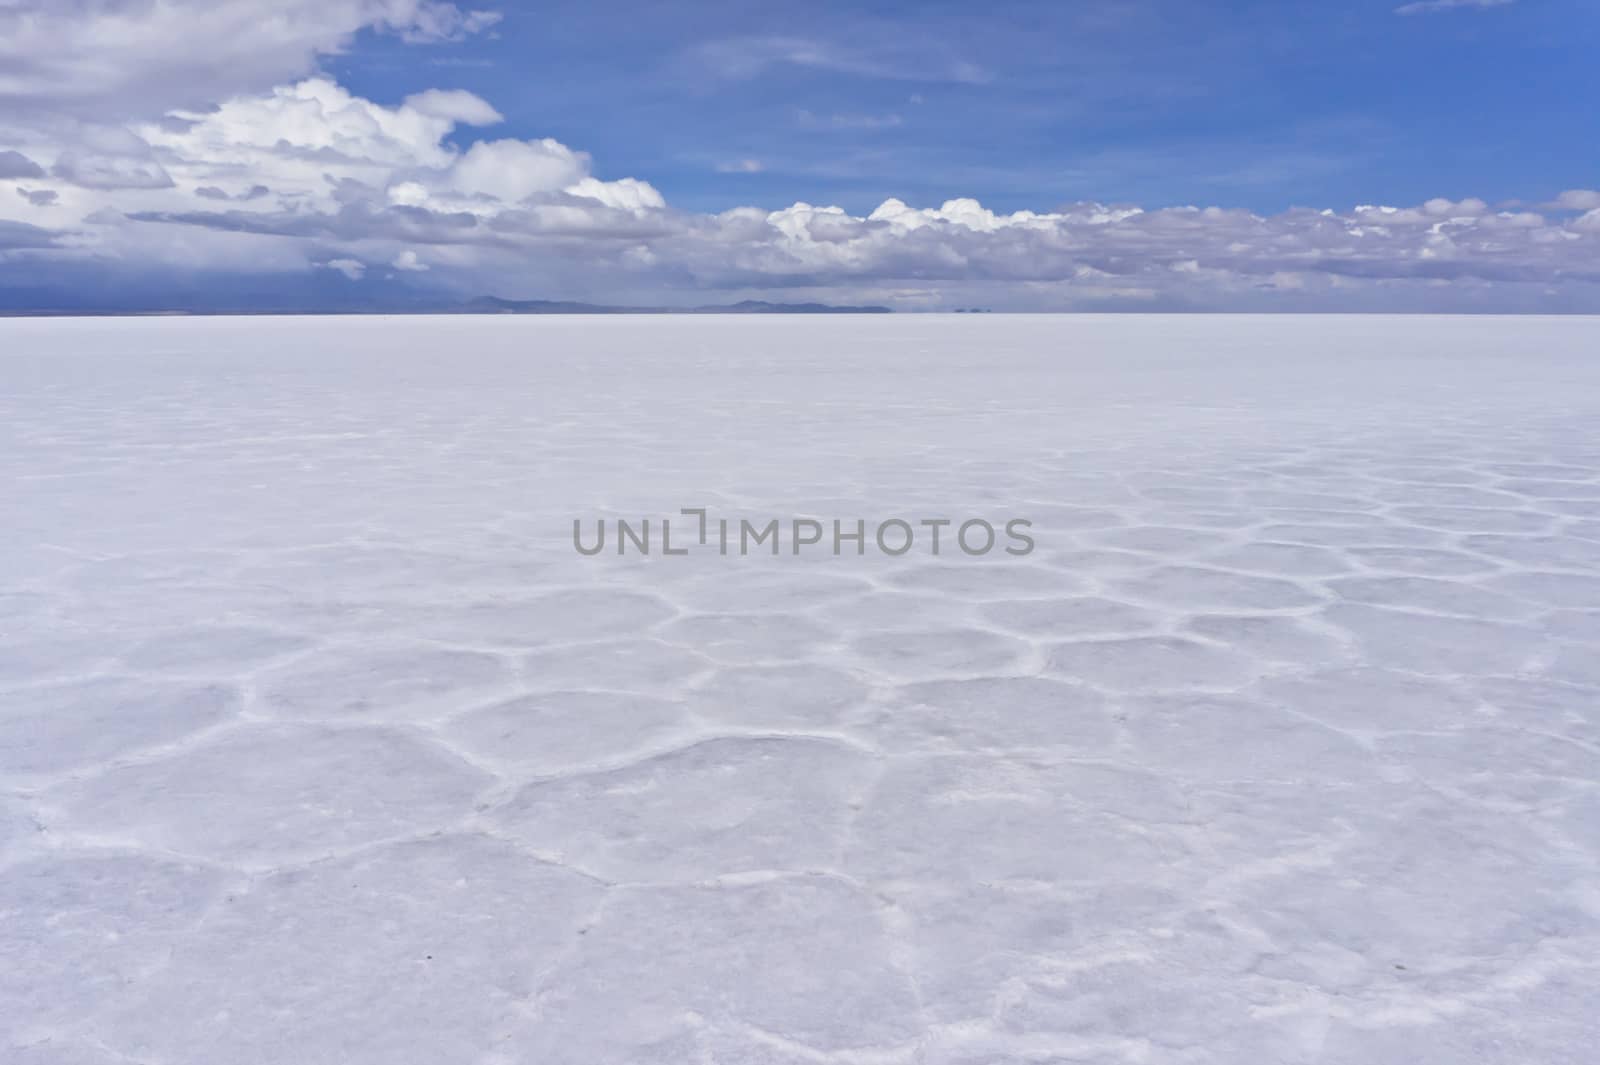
top-left (464, 296), bottom-right (892, 315)
top-left (0, 293), bottom-right (893, 317)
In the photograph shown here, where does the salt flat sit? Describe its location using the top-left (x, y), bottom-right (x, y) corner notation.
top-left (2, 314), bottom-right (1598, 1064)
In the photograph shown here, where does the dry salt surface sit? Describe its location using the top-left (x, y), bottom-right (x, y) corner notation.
top-left (2, 314), bottom-right (1599, 1064)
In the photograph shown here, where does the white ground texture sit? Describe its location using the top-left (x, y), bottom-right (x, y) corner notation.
top-left (2, 314), bottom-right (1599, 1065)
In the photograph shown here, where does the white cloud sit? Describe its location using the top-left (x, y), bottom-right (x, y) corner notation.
top-left (323, 258), bottom-right (366, 280)
top-left (1395, 0), bottom-right (1514, 15)
top-left (148, 79), bottom-right (474, 171)
top-left (390, 5), bottom-right (503, 44)
top-left (1551, 190), bottom-right (1600, 211)
top-left (0, 74), bottom-right (671, 287)
top-left (402, 89), bottom-right (504, 127)
top-left (866, 197), bottom-right (1130, 234)
top-left (101, 76), bottom-right (661, 226)
top-left (690, 35), bottom-right (988, 85)
top-left (447, 139), bottom-right (592, 203)
top-left (1, 5), bottom-right (1597, 313)
top-left (0, 1), bottom-right (503, 121)
top-left (9, 76), bottom-right (1600, 311)
top-left (567, 177), bottom-right (668, 212)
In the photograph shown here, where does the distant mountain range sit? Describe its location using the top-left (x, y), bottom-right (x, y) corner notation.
top-left (0, 292), bottom-right (892, 316)
top-left (462, 296), bottom-right (892, 315)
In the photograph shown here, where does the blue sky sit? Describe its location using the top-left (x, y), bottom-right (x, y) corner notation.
top-left (1, 0), bottom-right (1598, 311)
top-left (332, 0), bottom-right (1598, 214)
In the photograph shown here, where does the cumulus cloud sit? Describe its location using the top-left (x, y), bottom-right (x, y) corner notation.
top-left (9, 77), bottom-right (1600, 311)
top-left (1, 75), bottom-right (671, 288)
top-left (566, 177), bottom-right (668, 212)
top-left (1551, 189), bottom-right (1600, 211)
top-left (0, 0), bottom-right (502, 120)
top-left (1, 3), bottom-right (1597, 312)
top-left (447, 139), bottom-right (591, 202)
top-left (147, 79), bottom-right (488, 173)
top-left (656, 194), bottom-right (1600, 301)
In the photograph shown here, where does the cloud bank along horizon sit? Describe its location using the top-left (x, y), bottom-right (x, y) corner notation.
top-left (1, 0), bottom-right (1598, 311)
